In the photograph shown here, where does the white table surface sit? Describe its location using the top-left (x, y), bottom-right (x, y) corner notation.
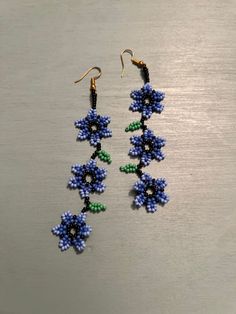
top-left (0, 1), bottom-right (236, 313)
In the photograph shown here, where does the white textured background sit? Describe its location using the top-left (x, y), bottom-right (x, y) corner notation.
top-left (0, 1), bottom-right (236, 314)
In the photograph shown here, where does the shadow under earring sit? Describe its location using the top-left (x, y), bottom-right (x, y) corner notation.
top-left (52, 67), bottom-right (112, 252)
top-left (120, 49), bottom-right (169, 213)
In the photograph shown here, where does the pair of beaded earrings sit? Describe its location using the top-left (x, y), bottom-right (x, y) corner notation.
top-left (51, 49), bottom-right (169, 253)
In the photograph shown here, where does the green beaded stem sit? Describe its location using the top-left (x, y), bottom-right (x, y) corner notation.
top-left (120, 163), bottom-right (138, 174)
top-left (125, 121), bottom-right (142, 132)
top-left (97, 150), bottom-right (112, 164)
top-left (88, 202), bottom-right (106, 213)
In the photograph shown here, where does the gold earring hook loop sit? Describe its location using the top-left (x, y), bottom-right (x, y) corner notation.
top-left (120, 49), bottom-right (146, 78)
top-left (74, 66), bottom-right (102, 90)
top-left (120, 49), bottom-right (134, 78)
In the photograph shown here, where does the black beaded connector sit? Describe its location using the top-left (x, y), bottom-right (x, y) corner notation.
top-left (90, 142), bottom-right (101, 159)
top-left (142, 66), bottom-right (150, 84)
top-left (91, 89), bottom-right (97, 109)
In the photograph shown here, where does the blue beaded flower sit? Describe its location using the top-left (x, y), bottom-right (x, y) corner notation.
top-left (68, 159), bottom-right (107, 199)
top-left (130, 83), bottom-right (165, 119)
top-left (129, 129), bottom-right (165, 166)
top-left (52, 211), bottom-right (92, 252)
top-left (75, 109), bottom-right (112, 147)
top-left (134, 173), bottom-right (169, 213)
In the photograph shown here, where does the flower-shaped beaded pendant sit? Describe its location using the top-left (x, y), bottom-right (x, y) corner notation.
top-left (130, 83), bottom-right (165, 119)
top-left (52, 212), bottom-right (92, 252)
top-left (120, 50), bottom-right (169, 213)
top-left (134, 173), bottom-right (169, 213)
top-left (129, 129), bottom-right (166, 166)
top-left (68, 159), bottom-right (107, 198)
top-left (52, 67), bottom-right (112, 252)
top-left (75, 108), bottom-right (112, 146)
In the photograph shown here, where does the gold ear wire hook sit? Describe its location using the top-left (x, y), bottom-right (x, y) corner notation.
top-left (120, 49), bottom-right (146, 78)
top-left (120, 49), bottom-right (134, 78)
top-left (74, 66), bottom-right (102, 91)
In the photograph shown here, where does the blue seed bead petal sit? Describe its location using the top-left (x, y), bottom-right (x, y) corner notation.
top-left (153, 136), bottom-right (166, 148)
top-left (142, 83), bottom-right (153, 94)
top-left (76, 212), bottom-right (87, 225)
top-left (130, 89), bottom-right (143, 101)
top-left (71, 164), bottom-right (83, 175)
top-left (86, 108), bottom-right (97, 121)
top-left (74, 238), bottom-right (86, 252)
top-left (141, 152), bottom-right (152, 166)
top-left (153, 90), bottom-right (165, 102)
top-left (90, 133), bottom-right (100, 146)
top-left (134, 194), bottom-right (145, 207)
top-left (130, 135), bottom-right (143, 146)
top-left (93, 182), bottom-right (106, 193)
top-left (51, 224), bottom-right (62, 236)
top-left (142, 106), bottom-right (153, 119)
top-left (152, 102), bottom-right (164, 113)
top-left (146, 199), bottom-right (157, 213)
top-left (68, 177), bottom-right (77, 189)
top-left (86, 159), bottom-right (96, 170)
top-left (79, 187), bottom-right (91, 199)
top-left (59, 237), bottom-right (71, 251)
top-left (105, 129), bottom-right (112, 137)
top-left (74, 118), bottom-right (88, 129)
top-left (129, 146), bottom-right (143, 157)
top-left (153, 150), bottom-right (165, 161)
top-left (95, 167), bottom-right (107, 179)
top-left (143, 129), bottom-right (154, 139)
top-left (98, 115), bottom-right (111, 126)
top-left (133, 180), bottom-right (146, 192)
top-left (141, 173), bottom-right (153, 184)
top-left (80, 225), bottom-right (92, 237)
top-left (77, 129), bottom-right (89, 140)
top-left (130, 101), bottom-right (142, 112)
top-left (100, 128), bottom-right (112, 138)
top-left (61, 211), bottom-right (73, 223)
top-left (155, 178), bottom-right (167, 190)
top-left (155, 191), bottom-right (169, 204)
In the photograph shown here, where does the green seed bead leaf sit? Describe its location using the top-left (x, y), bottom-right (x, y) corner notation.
top-left (120, 163), bottom-right (138, 173)
top-left (97, 150), bottom-right (112, 164)
top-left (88, 202), bottom-right (106, 213)
top-left (125, 121), bottom-right (142, 132)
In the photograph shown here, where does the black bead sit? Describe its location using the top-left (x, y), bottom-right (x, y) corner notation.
top-left (90, 90), bottom-right (97, 108)
top-left (137, 162), bottom-right (142, 170)
top-left (141, 124), bottom-right (147, 131)
top-left (136, 169), bottom-right (143, 177)
top-left (142, 66), bottom-right (150, 84)
top-left (91, 152), bottom-right (97, 159)
top-left (96, 143), bottom-right (101, 151)
top-left (81, 207), bottom-right (88, 213)
top-left (84, 197), bottom-right (90, 205)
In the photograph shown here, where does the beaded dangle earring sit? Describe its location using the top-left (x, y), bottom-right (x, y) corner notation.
top-left (120, 49), bottom-right (169, 213)
top-left (52, 67), bottom-right (112, 252)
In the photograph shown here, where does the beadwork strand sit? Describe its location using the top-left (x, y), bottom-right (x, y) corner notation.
top-left (120, 62), bottom-right (169, 213)
top-left (52, 82), bottom-right (112, 252)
